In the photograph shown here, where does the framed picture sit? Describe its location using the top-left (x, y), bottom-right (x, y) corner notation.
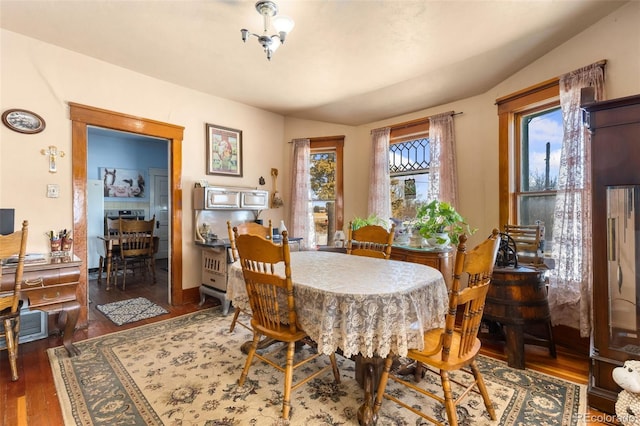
top-left (2, 109), bottom-right (46, 134)
top-left (100, 167), bottom-right (147, 200)
top-left (206, 123), bottom-right (242, 177)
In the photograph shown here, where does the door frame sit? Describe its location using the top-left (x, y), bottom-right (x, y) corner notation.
top-left (70, 102), bottom-right (184, 327)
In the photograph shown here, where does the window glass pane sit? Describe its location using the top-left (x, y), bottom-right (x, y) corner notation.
top-left (520, 108), bottom-right (562, 192)
top-left (391, 174), bottom-right (429, 220)
top-left (310, 151), bottom-right (335, 246)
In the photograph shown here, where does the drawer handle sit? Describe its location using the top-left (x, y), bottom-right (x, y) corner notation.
top-left (23, 277), bottom-right (44, 286)
top-left (42, 291), bottom-right (61, 301)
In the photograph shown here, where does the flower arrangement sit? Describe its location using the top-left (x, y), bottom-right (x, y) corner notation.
top-left (413, 200), bottom-right (475, 245)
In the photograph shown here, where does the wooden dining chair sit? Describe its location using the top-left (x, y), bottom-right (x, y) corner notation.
top-left (226, 220), bottom-right (272, 332)
top-left (346, 221), bottom-right (396, 259)
top-left (235, 230), bottom-right (341, 420)
top-left (374, 229), bottom-right (501, 426)
top-left (0, 220), bottom-right (28, 381)
top-left (116, 216), bottom-right (156, 290)
top-left (98, 217), bottom-right (121, 285)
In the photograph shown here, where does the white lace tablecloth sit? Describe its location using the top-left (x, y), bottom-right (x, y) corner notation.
top-left (227, 250), bottom-right (448, 358)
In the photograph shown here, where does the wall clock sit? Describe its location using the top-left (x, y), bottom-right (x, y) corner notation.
top-left (2, 109), bottom-right (46, 134)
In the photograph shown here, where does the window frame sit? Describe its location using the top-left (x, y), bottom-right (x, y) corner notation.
top-left (497, 78), bottom-right (560, 227)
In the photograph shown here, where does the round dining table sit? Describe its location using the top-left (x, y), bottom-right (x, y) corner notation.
top-left (228, 250), bottom-right (449, 425)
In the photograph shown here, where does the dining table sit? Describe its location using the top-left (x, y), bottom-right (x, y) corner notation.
top-left (227, 250), bottom-right (449, 426)
top-left (97, 234), bottom-right (158, 290)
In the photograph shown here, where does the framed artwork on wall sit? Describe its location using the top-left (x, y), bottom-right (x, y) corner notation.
top-left (2, 109), bottom-right (46, 134)
top-left (100, 167), bottom-right (147, 200)
top-left (206, 123), bottom-right (242, 177)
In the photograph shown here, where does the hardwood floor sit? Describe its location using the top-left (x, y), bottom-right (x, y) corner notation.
top-left (0, 261), bottom-right (616, 425)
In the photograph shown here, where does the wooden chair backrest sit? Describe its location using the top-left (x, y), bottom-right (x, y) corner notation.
top-left (504, 224), bottom-right (544, 266)
top-left (441, 229), bottom-right (500, 361)
top-left (227, 219), bottom-right (272, 262)
top-left (118, 216), bottom-right (155, 258)
top-left (0, 220), bottom-right (29, 314)
top-left (105, 217), bottom-right (120, 236)
top-left (234, 230), bottom-right (297, 337)
top-left (346, 222), bottom-right (396, 259)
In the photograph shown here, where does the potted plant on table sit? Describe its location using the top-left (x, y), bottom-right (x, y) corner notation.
top-left (414, 200), bottom-right (475, 248)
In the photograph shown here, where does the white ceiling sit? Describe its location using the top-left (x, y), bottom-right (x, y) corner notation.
top-left (0, 0), bottom-right (627, 125)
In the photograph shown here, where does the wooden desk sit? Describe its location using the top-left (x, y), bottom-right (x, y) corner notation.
top-left (228, 251), bottom-right (449, 425)
top-left (1, 255), bottom-right (81, 357)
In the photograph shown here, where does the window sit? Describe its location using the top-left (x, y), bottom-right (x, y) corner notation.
top-left (309, 136), bottom-right (344, 247)
top-left (497, 78), bottom-right (560, 252)
top-left (389, 119), bottom-right (430, 221)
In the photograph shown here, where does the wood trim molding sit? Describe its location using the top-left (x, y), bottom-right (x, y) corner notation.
top-left (69, 103), bottom-right (184, 327)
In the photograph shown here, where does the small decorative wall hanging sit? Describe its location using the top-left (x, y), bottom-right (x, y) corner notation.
top-left (2, 109), bottom-right (46, 134)
top-left (41, 145), bottom-right (65, 173)
top-left (404, 178), bottom-right (416, 199)
top-left (271, 168), bottom-right (284, 208)
top-left (206, 123), bottom-right (243, 177)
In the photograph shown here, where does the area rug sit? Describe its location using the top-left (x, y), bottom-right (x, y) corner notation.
top-left (95, 297), bottom-right (168, 326)
top-left (48, 307), bottom-right (586, 425)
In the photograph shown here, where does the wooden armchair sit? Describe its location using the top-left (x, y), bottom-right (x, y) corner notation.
top-left (225, 220), bottom-right (271, 332)
top-left (346, 222), bottom-right (396, 259)
top-left (0, 219), bottom-right (28, 381)
top-left (116, 216), bottom-right (156, 290)
top-left (235, 230), bottom-right (341, 420)
top-left (374, 229), bottom-right (501, 426)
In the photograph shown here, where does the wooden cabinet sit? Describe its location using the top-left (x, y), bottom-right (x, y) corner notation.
top-left (1, 255), bottom-right (81, 356)
top-left (390, 245), bottom-right (454, 288)
top-left (583, 92), bottom-right (640, 414)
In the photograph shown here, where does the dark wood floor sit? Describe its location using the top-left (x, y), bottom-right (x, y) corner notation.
top-left (0, 261), bottom-right (615, 425)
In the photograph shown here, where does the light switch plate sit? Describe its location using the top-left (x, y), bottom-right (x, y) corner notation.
top-left (47, 184), bottom-right (59, 198)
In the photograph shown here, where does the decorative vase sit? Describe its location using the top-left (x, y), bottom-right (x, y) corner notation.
top-left (427, 232), bottom-right (450, 249)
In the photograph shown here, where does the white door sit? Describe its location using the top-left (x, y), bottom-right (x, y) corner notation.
top-left (150, 169), bottom-right (169, 259)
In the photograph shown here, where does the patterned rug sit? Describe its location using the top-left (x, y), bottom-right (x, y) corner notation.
top-left (95, 297), bottom-right (168, 326)
top-left (48, 308), bottom-right (586, 425)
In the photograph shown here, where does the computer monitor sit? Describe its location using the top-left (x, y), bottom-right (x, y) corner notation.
top-left (0, 208), bottom-right (15, 235)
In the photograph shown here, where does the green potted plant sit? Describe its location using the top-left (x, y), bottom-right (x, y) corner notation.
top-left (414, 200), bottom-right (476, 247)
top-left (350, 214), bottom-right (387, 230)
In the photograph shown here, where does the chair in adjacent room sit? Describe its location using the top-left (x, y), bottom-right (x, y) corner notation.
top-left (0, 219), bottom-right (28, 381)
top-left (235, 230), bottom-right (341, 420)
top-left (116, 216), bottom-right (156, 290)
top-left (98, 217), bottom-right (121, 285)
top-left (226, 219), bottom-right (271, 332)
top-left (374, 229), bottom-right (501, 426)
top-left (346, 221), bottom-right (396, 259)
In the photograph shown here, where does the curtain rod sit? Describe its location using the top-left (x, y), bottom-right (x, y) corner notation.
top-left (384, 111), bottom-right (462, 132)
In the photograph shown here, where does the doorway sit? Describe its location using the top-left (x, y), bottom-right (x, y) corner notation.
top-left (70, 102), bottom-right (184, 329)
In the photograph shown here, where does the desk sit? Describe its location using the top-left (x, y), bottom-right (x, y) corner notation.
top-left (228, 250), bottom-right (448, 425)
top-left (1, 255), bottom-right (81, 357)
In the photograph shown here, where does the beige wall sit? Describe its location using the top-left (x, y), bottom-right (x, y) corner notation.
top-left (284, 1), bottom-right (640, 248)
top-left (1, 2), bottom-right (639, 291)
top-left (0, 30), bottom-right (286, 290)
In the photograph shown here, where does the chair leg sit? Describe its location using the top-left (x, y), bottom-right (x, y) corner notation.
top-left (329, 352), bottom-right (341, 383)
top-left (441, 370), bottom-right (458, 426)
top-left (282, 341), bottom-right (296, 420)
top-left (470, 359), bottom-right (496, 420)
top-left (373, 355), bottom-right (394, 414)
top-left (229, 308), bottom-right (242, 333)
top-left (97, 256), bottom-right (104, 284)
top-left (121, 259), bottom-right (127, 290)
top-left (150, 258), bottom-right (157, 284)
top-left (4, 318), bottom-right (19, 381)
top-left (238, 333), bottom-right (261, 386)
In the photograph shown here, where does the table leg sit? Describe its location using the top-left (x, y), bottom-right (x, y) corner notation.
top-left (56, 301), bottom-right (81, 357)
top-left (354, 355), bottom-right (383, 426)
top-left (105, 243), bottom-right (113, 290)
top-left (504, 324), bottom-right (525, 369)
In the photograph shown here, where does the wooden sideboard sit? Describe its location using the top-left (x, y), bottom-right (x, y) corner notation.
top-left (1, 255), bottom-right (81, 356)
top-left (390, 245), bottom-right (454, 288)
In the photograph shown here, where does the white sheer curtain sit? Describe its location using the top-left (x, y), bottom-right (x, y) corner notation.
top-left (289, 138), bottom-right (315, 250)
top-left (548, 62), bottom-right (605, 337)
top-left (368, 128), bottom-right (391, 222)
top-left (428, 112), bottom-right (458, 207)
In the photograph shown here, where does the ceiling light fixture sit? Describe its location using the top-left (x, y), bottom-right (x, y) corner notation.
top-left (240, 1), bottom-right (294, 61)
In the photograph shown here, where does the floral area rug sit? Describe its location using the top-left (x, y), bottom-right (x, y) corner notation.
top-left (95, 297), bottom-right (168, 326)
top-left (48, 307), bottom-right (586, 425)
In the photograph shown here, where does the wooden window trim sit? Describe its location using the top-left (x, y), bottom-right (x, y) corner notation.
top-left (497, 79), bottom-right (559, 227)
